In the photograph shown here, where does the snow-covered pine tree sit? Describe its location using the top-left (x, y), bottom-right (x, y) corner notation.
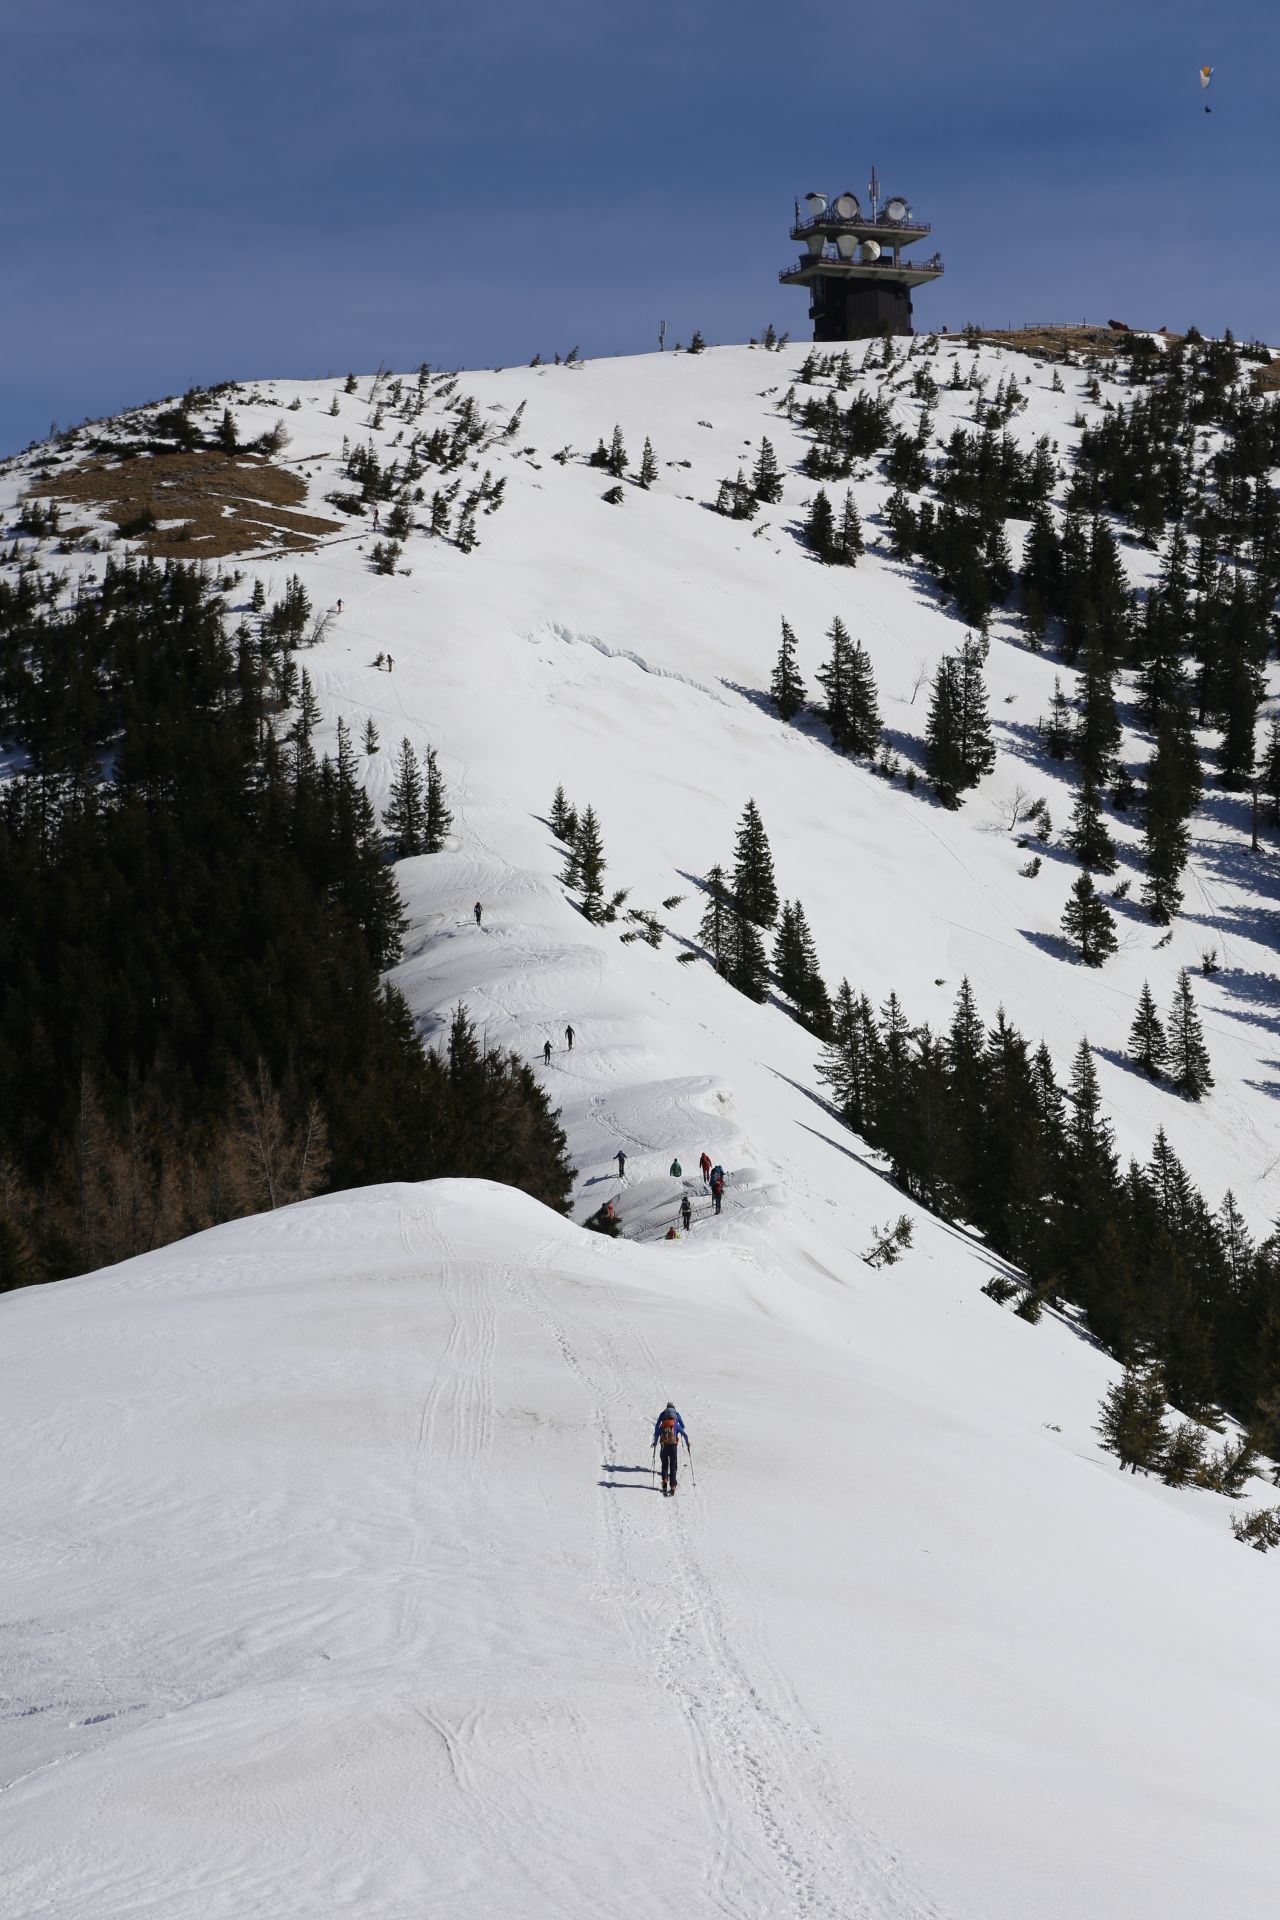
top-left (1260, 710), bottom-right (1280, 824)
top-left (769, 617), bottom-right (805, 721)
top-left (1044, 677), bottom-right (1072, 759)
top-left (687, 330), bottom-right (706, 354)
top-left (363, 717), bottom-right (380, 754)
top-left (884, 485), bottom-right (917, 559)
top-left (1096, 1365), bottom-right (1169, 1473)
top-left (572, 804), bottom-right (608, 921)
top-left (836, 490), bottom-right (864, 565)
top-left (1165, 968), bottom-right (1213, 1099)
top-left (697, 865), bottom-right (732, 973)
top-left (732, 799), bottom-right (778, 928)
top-left (751, 437), bottom-right (783, 504)
top-left (384, 737), bottom-right (427, 857)
top-left (845, 637), bottom-right (882, 758)
top-left (724, 906), bottom-right (768, 1001)
top-left (772, 900), bottom-right (832, 1036)
top-left (550, 784), bottom-right (575, 839)
top-left (423, 746), bottom-right (452, 852)
top-left (818, 981), bottom-right (881, 1133)
top-left (955, 632), bottom-right (996, 787)
top-left (1065, 771), bottom-right (1118, 874)
top-left (925, 655), bottom-right (965, 806)
top-left (1140, 718), bottom-right (1193, 924)
top-left (816, 618), bottom-right (881, 757)
top-left (804, 488), bottom-right (836, 563)
top-left (606, 425), bottom-right (628, 478)
top-left (1061, 873), bottom-right (1118, 966)
top-left (637, 438), bottom-right (659, 489)
top-left (1217, 637), bottom-right (1262, 791)
top-left (1074, 649), bottom-right (1122, 784)
top-left (1127, 981), bottom-right (1167, 1078)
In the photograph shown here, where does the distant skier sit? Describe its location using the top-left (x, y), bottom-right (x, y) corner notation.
top-left (386, 655), bottom-right (394, 671)
top-left (615, 1148), bottom-right (627, 1177)
top-left (652, 1402), bottom-right (688, 1496)
top-left (699, 1151), bottom-right (712, 1184)
top-left (680, 1194), bottom-right (692, 1231)
top-left (474, 901), bottom-right (483, 926)
top-left (711, 1170), bottom-right (724, 1215)
top-left (335, 598), bottom-right (344, 614)
top-left (543, 1039), bottom-right (552, 1066)
top-left (565, 1024), bottom-right (575, 1050)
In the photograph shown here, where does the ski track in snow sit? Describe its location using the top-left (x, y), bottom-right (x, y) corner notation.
top-left (506, 1242), bottom-right (946, 1920)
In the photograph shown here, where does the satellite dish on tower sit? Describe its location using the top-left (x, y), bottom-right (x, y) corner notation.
top-left (803, 192), bottom-right (828, 216)
top-left (861, 239), bottom-right (881, 262)
top-left (833, 191), bottom-right (860, 219)
top-left (883, 195), bottom-right (910, 222)
top-left (835, 232), bottom-right (858, 259)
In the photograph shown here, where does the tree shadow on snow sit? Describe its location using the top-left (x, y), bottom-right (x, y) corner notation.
top-left (1019, 926), bottom-right (1076, 964)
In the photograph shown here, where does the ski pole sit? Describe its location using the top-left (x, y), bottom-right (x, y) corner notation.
top-left (651, 1442), bottom-right (657, 1491)
top-left (684, 1438), bottom-right (696, 1488)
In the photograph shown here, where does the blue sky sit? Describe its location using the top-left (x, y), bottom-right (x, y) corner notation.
top-left (1, 0), bottom-right (1276, 454)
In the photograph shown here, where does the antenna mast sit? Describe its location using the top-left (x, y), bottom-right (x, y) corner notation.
top-left (868, 163), bottom-right (880, 222)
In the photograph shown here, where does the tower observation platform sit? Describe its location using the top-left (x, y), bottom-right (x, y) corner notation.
top-left (780, 169), bottom-right (943, 341)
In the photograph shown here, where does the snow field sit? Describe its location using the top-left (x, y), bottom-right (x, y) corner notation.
top-left (3, 338), bottom-right (1280, 1916)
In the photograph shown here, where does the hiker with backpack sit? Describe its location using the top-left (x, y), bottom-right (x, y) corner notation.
top-left (698, 1151), bottom-right (712, 1184)
top-left (652, 1402), bottom-right (689, 1496)
top-left (680, 1194), bottom-right (692, 1231)
top-left (710, 1167), bottom-right (724, 1215)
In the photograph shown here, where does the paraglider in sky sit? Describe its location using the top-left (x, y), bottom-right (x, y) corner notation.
top-left (1200, 64), bottom-right (1213, 113)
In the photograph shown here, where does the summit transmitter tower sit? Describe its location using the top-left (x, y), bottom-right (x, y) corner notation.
top-left (780, 168), bottom-right (943, 341)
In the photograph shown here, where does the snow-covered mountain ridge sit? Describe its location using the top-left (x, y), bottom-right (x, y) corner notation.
top-left (2, 336), bottom-right (1279, 1918)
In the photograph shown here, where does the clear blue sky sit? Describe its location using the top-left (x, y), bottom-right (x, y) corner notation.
top-left (2, 0), bottom-right (1276, 454)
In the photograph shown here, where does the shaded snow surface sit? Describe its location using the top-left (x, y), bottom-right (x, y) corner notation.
top-left (3, 340), bottom-right (1280, 1916)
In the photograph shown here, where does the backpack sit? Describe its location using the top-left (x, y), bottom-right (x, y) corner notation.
top-left (658, 1412), bottom-right (679, 1449)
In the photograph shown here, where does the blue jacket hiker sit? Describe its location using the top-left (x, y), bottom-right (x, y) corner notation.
top-left (653, 1402), bottom-right (688, 1496)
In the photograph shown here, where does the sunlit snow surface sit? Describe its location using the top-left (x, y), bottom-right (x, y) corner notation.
top-left (2, 342), bottom-right (1278, 1918)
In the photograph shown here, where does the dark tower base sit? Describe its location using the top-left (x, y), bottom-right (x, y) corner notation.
top-left (810, 277), bottom-right (914, 342)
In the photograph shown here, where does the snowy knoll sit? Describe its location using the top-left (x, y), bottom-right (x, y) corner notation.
top-left (2, 1180), bottom-right (1277, 1920)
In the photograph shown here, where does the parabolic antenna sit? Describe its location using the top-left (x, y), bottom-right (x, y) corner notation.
top-left (883, 195), bottom-right (910, 222)
top-left (861, 239), bottom-right (881, 262)
top-left (833, 191), bottom-right (860, 219)
top-left (806, 232), bottom-right (826, 255)
top-left (835, 232), bottom-right (858, 259)
top-left (803, 191), bottom-right (828, 215)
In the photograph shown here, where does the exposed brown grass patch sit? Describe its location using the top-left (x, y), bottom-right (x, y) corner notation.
top-left (27, 450), bottom-right (342, 558)
top-left (971, 324), bottom-right (1182, 363)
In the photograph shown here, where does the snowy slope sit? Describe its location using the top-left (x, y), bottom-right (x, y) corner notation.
top-left (3, 1182), bottom-right (1278, 1920)
top-left (3, 340), bottom-right (1280, 1918)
